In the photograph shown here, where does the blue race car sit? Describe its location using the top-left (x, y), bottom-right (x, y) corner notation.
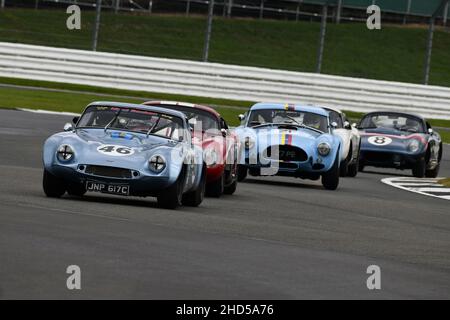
top-left (234, 103), bottom-right (343, 190)
top-left (357, 111), bottom-right (443, 178)
top-left (42, 102), bottom-right (206, 209)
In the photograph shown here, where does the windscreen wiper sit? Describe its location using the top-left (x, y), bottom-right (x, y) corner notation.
top-left (104, 109), bottom-right (122, 133)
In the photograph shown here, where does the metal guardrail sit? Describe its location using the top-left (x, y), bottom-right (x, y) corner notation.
top-left (0, 42), bottom-right (449, 119)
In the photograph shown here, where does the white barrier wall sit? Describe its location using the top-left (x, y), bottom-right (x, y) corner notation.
top-left (1, 42), bottom-right (449, 119)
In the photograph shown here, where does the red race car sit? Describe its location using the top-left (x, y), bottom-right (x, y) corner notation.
top-left (142, 101), bottom-right (238, 197)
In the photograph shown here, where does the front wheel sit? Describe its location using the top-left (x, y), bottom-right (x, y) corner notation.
top-left (425, 163), bottom-right (440, 178)
top-left (322, 154), bottom-right (340, 190)
top-left (43, 169), bottom-right (66, 198)
top-left (224, 179), bottom-right (237, 195)
top-left (339, 159), bottom-right (349, 177)
top-left (412, 158), bottom-right (426, 178)
top-left (206, 173), bottom-right (224, 198)
top-left (237, 165), bottom-right (247, 182)
top-left (182, 166), bottom-right (207, 207)
top-left (157, 169), bottom-right (185, 209)
top-left (347, 149), bottom-right (360, 178)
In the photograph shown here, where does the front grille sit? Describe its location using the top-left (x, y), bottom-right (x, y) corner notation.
top-left (265, 145), bottom-right (308, 162)
top-left (364, 152), bottom-right (393, 163)
top-left (84, 165), bottom-right (132, 179)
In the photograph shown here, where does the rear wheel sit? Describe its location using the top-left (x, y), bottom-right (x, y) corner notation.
top-left (412, 159), bottom-right (426, 178)
top-left (237, 165), bottom-right (248, 182)
top-left (206, 173), bottom-right (224, 198)
top-left (182, 166), bottom-right (207, 207)
top-left (43, 169), bottom-right (66, 198)
top-left (425, 163), bottom-right (440, 178)
top-left (157, 169), bottom-right (185, 209)
top-left (322, 153), bottom-right (340, 190)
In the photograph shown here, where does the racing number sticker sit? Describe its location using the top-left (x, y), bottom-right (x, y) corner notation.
top-left (96, 145), bottom-right (135, 156)
top-left (368, 136), bottom-right (392, 146)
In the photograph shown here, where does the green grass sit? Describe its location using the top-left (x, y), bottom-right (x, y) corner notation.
top-left (0, 8), bottom-right (450, 86)
top-left (0, 77), bottom-right (449, 144)
top-left (438, 178), bottom-right (450, 187)
top-left (0, 77), bottom-right (249, 126)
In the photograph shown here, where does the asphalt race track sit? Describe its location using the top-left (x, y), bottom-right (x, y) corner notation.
top-left (1, 109), bottom-right (449, 299)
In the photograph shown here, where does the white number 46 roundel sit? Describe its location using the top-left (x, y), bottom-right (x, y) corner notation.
top-left (97, 145), bottom-right (134, 156)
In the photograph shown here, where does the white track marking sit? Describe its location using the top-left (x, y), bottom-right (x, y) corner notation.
top-left (381, 177), bottom-right (450, 201)
top-left (17, 108), bottom-right (80, 116)
top-left (412, 188), bottom-right (450, 193)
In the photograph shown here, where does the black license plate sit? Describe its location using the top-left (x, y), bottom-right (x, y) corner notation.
top-left (86, 181), bottom-right (130, 196)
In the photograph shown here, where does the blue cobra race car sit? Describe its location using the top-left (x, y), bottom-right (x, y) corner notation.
top-left (357, 111), bottom-right (443, 178)
top-left (42, 102), bottom-right (206, 209)
top-left (234, 103), bottom-right (343, 190)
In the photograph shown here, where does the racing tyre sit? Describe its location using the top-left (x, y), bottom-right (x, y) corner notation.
top-left (157, 168), bottom-right (185, 209)
top-left (43, 169), bottom-right (66, 198)
top-left (339, 159), bottom-right (349, 177)
top-left (412, 159), bottom-right (426, 178)
top-left (358, 161), bottom-right (365, 172)
top-left (322, 153), bottom-right (340, 190)
top-left (67, 184), bottom-right (86, 197)
top-left (224, 179), bottom-right (237, 195)
top-left (237, 165), bottom-right (247, 182)
top-left (425, 163), bottom-right (440, 178)
top-left (206, 174), bottom-right (224, 198)
top-left (182, 166), bottom-right (207, 207)
top-left (347, 149), bottom-right (360, 178)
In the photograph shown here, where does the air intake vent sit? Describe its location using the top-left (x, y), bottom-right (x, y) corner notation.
top-left (265, 145), bottom-right (308, 162)
top-left (84, 165), bottom-right (132, 179)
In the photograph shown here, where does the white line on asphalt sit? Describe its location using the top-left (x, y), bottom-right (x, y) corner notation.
top-left (17, 108), bottom-right (81, 116)
top-left (381, 177), bottom-right (450, 201)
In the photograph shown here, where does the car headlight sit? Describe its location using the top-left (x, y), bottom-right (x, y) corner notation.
top-left (317, 143), bottom-right (331, 156)
top-left (204, 149), bottom-right (218, 166)
top-left (244, 137), bottom-right (255, 149)
top-left (148, 155), bottom-right (166, 173)
top-left (408, 139), bottom-right (420, 153)
top-left (57, 145), bottom-right (74, 161)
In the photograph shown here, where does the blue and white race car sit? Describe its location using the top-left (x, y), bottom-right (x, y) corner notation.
top-left (234, 103), bottom-right (343, 190)
top-left (42, 102), bottom-right (206, 209)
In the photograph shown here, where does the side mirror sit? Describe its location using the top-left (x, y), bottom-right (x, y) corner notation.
top-left (221, 128), bottom-right (227, 137)
top-left (72, 116), bottom-right (79, 125)
top-left (238, 114), bottom-right (245, 121)
top-left (428, 128), bottom-right (433, 134)
top-left (330, 122), bottom-right (338, 129)
top-left (352, 123), bottom-right (358, 128)
top-left (64, 123), bottom-right (74, 131)
top-left (344, 121), bottom-right (351, 130)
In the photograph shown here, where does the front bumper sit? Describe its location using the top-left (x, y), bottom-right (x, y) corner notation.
top-left (49, 164), bottom-right (172, 197)
top-left (360, 150), bottom-right (425, 169)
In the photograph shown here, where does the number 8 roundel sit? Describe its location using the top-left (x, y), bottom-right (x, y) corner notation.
top-left (97, 145), bottom-right (135, 156)
top-left (367, 136), bottom-right (392, 146)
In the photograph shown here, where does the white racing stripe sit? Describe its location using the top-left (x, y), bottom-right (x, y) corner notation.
top-left (381, 177), bottom-right (450, 201)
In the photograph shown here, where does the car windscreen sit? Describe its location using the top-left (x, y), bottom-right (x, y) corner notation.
top-left (248, 109), bottom-right (328, 133)
top-left (77, 106), bottom-right (185, 140)
top-left (156, 105), bottom-right (220, 132)
top-left (360, 113), bottom-right (425, 133)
